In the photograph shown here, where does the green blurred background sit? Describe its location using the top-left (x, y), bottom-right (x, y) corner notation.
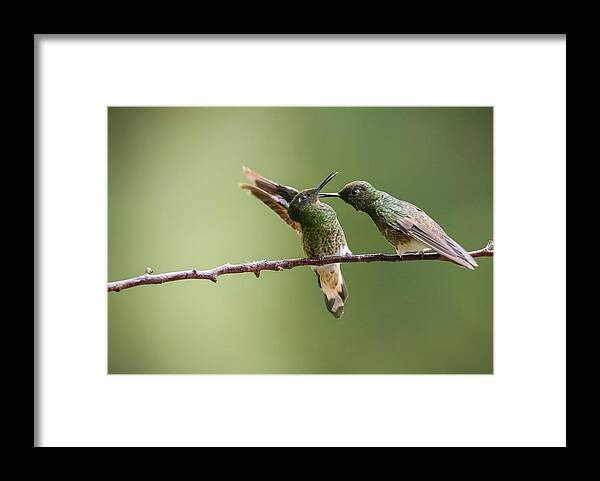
top-left (108, 107), bottom-right (493, 374)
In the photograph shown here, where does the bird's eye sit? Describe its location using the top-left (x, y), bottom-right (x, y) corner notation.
top-left (352, 188), bottom-right (360, 196)
top-left (300, 195), bottom-right (307, 202)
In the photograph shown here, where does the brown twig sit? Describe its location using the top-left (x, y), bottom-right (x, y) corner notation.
top-left (107, 240), bottom-right (493, 293)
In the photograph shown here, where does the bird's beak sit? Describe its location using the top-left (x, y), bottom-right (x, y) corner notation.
top-left (314, 171), bottom-right (338, 195)
top-left (318, 192), bottom-right (340, 198)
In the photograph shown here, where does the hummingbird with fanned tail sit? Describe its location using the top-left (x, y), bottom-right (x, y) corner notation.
top-left (240, 167), bottom-right (351, 318)
top-left (320, 181), bottom-right (478, 270)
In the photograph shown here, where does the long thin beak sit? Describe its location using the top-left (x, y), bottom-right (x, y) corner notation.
top-left (314, 171), bottom-right (338, 194)
top-left (318, 192), bottom-right (340, 198)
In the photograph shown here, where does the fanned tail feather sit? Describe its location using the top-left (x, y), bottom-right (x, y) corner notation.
top-left (316, 264), bottom-right (348, 318)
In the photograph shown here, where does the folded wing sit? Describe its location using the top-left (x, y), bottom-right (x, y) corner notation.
top-left (388, 205), bottom-right (478, 270)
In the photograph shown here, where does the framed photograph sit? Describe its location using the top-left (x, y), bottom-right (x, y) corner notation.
top-left (35, 34), bottom-right (566, 447)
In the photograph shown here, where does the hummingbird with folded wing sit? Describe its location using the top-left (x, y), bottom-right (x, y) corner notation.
top-left (240, 167), bottom-right (351, 318)
top-left (320, 181), bottom-right (478, 270)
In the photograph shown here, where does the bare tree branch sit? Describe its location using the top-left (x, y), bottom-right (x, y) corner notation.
top-left (107, 240), bottom-right (493, 293)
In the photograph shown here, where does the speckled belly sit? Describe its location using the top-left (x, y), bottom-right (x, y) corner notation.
top-left (381, 225), bottom-right (427, 254)
top-left (301, 227), bottom-right (344, 258)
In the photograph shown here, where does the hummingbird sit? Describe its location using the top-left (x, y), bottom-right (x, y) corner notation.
top-left (320, 181), bottom-right (478, 270)
top-left (240, 167), bottom-right (351, 318)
